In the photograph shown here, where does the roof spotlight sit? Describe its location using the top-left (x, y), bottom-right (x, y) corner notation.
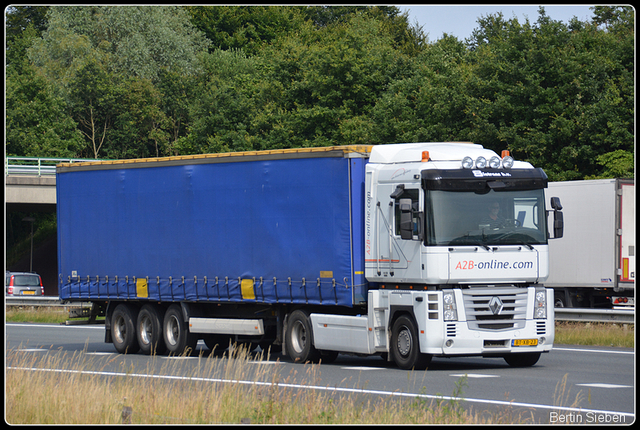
top-left (462, 156), bottom-right (474, 169)
top-left (502, 156), bottom-right (514, 169)
top-left (489, 156), bottom-right (501, 169)
top-left (475, 156), bottom-right (487, 169)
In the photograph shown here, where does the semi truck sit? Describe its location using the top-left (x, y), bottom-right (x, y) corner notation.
top-left (56, 142), bottom-right (564, 369)
top-left (545, 179), bottom-right (635, 308)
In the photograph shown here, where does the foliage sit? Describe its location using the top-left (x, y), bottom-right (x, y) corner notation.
top-left (4, 5), bottom-right (634, 179)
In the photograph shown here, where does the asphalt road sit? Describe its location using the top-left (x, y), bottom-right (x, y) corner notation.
top-left (6, 323), bottom-right (635, 424)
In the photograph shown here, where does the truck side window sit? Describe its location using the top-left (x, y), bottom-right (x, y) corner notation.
top-left (394, 189), bottom-right (419, 237)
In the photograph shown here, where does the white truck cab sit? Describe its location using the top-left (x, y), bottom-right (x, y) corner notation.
top-left (311, 142), bottom-right (561, 369)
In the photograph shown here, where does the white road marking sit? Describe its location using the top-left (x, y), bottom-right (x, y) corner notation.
top-left (449, 373), bottom-right (500, 378)
top-left (576, 383), bottom-right (633, 389)
top-left (553, 347), bottom-right (634, 355)
top-left (16, 348), bottom-right (47, 352)
top-left (341, 366), bottom-right (382, 371)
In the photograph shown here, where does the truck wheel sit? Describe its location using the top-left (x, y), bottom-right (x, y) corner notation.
top-left (163, 305), bottom-right (197, 356)
top-left (136, 304), bottom-right (166, 355)
top-left (285, 310), bottom-right (320, 363)
top-left (111, 304), bottom-right (140, 354)
top-left (504, 352), bottom-right (541, 367)
top-left (390, 315), bottom-right (431, 370)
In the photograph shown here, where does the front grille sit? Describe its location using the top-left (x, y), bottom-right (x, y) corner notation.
top-left (536, 320), bottom-right (546, 335)
top-left (463, 287), bottom-right (528, 331)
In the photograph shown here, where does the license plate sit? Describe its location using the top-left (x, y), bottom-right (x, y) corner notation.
top-left (512, 338), bottom-right (537, 347)
top-left (21, 290), bottom-right (36, 295)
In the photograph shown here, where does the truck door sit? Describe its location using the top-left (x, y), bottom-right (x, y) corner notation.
top-left (391, 185), bottom-right (424, 283)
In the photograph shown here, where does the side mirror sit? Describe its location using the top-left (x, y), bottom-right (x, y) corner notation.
top-left (549, 197), bottom-right (563, 238)
top-left (399, 198), bottom-right (414, 240)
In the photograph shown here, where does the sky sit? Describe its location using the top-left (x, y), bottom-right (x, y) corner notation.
top-left (398, 4), bottom-right (596, 41)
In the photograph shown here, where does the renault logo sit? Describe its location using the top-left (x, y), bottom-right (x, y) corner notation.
top-left (489, 296), bottom-right (504, 315)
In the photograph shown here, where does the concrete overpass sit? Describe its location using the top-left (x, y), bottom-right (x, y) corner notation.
top-left (6, 174), bottom-right (57, 212)
top-left (5, 157), bottom-right (99, 212)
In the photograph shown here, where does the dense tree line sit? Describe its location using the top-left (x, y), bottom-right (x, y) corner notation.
top-left (5, 5), bottom-right (634, 180)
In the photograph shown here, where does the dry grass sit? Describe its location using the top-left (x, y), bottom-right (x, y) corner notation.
top-left (5, 307), bottom-right (633, 424)
top-left (554, 321), bottom-right (634, 348)
top-left (6, 346), bottom-right (535, 425)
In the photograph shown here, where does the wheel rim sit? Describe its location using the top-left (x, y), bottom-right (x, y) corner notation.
top-left (397, 325), bottom-right (412, 357)
top-left (166, 315), bottom-right (180, 346)
top-left (139, 315), bottom-right (152, 345)
top-left (290, 320), bottom-right (307, 354)
top-left (113, 315), bottom-right (126, 344)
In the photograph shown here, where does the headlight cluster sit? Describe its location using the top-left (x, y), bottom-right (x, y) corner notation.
top-left (443, 291), bottom-right (458, 321)
top-left (534, 290), bottom-right (547, 319)
top-left (461, 154), bottom-right (514, 170)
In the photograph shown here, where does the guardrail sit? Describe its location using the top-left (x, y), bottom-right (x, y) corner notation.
top-left (554, 307), bottom-right (635, 323)
top-left (5, 156), bottom-right (102, 176)
top-left (5, 296), bottom-right (91, 307)
top-left (6, 297), bottom-right (635, 323)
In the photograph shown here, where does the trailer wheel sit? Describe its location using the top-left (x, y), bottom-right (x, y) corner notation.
top-left (390, 315), bottom-right (431, 370)
top-left (163, 305), bottom-right (197, 356)
top-left (285, 310), bottom-right (320, 363)
top-left (136, 304), bottom-right (166, 355)
top-left (111, 304), bottom-right (140, 354)
top-left (504, 352), bottom-right (541, 367)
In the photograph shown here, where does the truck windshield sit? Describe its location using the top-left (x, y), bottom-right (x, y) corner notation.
top-left (425, 189), bottom-right (548, 247)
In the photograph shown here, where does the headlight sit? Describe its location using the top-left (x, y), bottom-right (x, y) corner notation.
top-left (534, 289), bottom-right (547, 319)
top-left (475, 156), bottom-right (487, 169)
top-left (443, 292), bottom-right (458, 321)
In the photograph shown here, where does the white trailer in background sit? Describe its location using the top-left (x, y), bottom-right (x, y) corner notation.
top-left (546, 179), bottom-right (635, 308)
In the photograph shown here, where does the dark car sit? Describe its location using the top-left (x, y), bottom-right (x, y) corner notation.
top-left (6, 271), bottom-right (44, 296)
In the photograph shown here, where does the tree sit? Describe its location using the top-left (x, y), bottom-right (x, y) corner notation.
top-left (465, 7), bottom-right (633, 180)
top-left (26, 6), bottom-right (212, 159)
top-left (6, 63), bottom-right (84, 157)
top-left (5, 18), bottom-right (84, 158)
top-left (29, 6), bottom-right (210, 82)
top-left (5, 6), bottom-right (49, 68)
top-left (186, 6), bottom-right (306, 55)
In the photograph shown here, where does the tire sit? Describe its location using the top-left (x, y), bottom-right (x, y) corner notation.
top-left (163, 304), bottom-right (198, 356)
top-left (390, 315), bottom-right (431, 370)
top-left (136, 304), bottom-right (166, 355)
top-left (111, 304), bottom-right (140, 354)
top-left (504, 352), bottom-right (541, 367)
top-left (285, 310), bottom-right (320, 363)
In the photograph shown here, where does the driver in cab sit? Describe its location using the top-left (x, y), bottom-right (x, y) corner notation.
top-left (480, 201), bottom-right (505, 230)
